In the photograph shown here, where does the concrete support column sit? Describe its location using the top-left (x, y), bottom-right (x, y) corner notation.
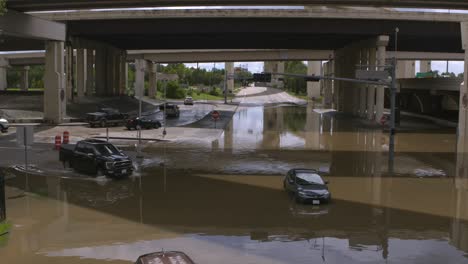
top-left (367, 48), bottom-right (377, 120)
top-left (134, 59), bottom-right (145, 99)
top-left (0, 58), bottom-right (8, 90)
top-left (375, 36), bottom-right (389, 123)
top-left (147, 60), bottom-right (156, 98)
top-left (359, 49), bottom-right (369, 117)
top-left (65, 46), bottom-right (73, 100)
top-left (307, 61), bottom-right (322, 100)
top-left (323, 60), bottom-right (333, 108)
top-left (44, 41), bottom-right (66, 124)
top-left (76, 49), bottom-right (86, 98)
top-left (420, 60), bottom-right (432, 73)
top-left (334, 55), bottom-right (342, 111)
top-left (20, 66), bottom-right (30, 91)
top-left (458, 22), bottom-right (468, 154)
top-left (95, 48), bottom-right (106, 96)
top-left (119, 53), bottom-right (127, 96)
top-left (113, 52), bottom-right (121, 96)
top-left (351, 50), bottom-right (361, 116)
top-left (106, 51), bottom-right (115, 96)
top-left (276, 61), bottom-right (285, 89)
top-left (396, 61), bottom-right (416, 78)
top-left (226, 62), bottom-right (234, 94)
top-left (86, 49), bottom-right (94, 96)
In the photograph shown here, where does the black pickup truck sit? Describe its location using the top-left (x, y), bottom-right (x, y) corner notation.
top-left (87, 108), bottom-right (129, 127)
top-left (59, 139), bottom-right (133, 178)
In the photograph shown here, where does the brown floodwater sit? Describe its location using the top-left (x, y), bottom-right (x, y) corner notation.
top-left (1, 104), bottom-right (468, 264)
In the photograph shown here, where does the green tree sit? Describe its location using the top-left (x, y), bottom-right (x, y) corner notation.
top-left (165, 80), bottom-right (185, 99)
top-left (284, 61), bottom-right (307, 94)
top-left (0, 0), bottom-right (6, 15)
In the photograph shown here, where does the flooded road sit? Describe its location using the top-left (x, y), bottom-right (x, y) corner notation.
top-left (2, 103), bottom-right (468, 264)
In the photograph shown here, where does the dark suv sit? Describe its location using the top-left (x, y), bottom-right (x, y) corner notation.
top-left (283, 168), bottom-right (331, 204)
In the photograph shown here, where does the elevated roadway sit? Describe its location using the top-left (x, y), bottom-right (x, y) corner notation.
top-left (7, 0), bottom-right (468, 12)
top-left (2, 50), bottom-right (464, 66)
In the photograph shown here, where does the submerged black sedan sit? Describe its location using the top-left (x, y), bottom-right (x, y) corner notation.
top-left (283, 168), bottom-right (331, 204)
top-left (126, 117), bottom-right (162, 130)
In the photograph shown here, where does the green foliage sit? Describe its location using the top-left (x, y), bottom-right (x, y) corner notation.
top-left (283, 61), bottom-right (308, 95)
top-left (0, 0), bottom-right (6, 15)
top-left (165, 80), bottom-right (186, 99)
top-left (209, 87), bottom-right (222, 96)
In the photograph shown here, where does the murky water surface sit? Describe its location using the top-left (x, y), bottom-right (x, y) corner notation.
top-left (2, 105), bottom-right (468, 263)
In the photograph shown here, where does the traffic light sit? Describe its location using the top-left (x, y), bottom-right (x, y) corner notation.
top-left (253, 73), bottom-right (272, 82)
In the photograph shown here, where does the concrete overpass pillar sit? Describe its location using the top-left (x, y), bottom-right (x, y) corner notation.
top-left (107, 51), bottom-right (116, 96)
top-left (76, 49), bottom-right (86, 98)
top-left (226, 62), bottom-right (234, 94)
top-left (420, 60), bottom-right (432, 73)
top-left (20, 66), bottom-right (30, 91)
top-left (458, 22), bottom-right (468, 154)
top-left (396, 61), bottom-right (416, 78)
top-left (276, 61), bottom-right (285, 89)
top-left (359, 49), bottom-right (369, 117)
top-left (334, 55), bottom-right (342, 111)
top-left (119, 53), bottom-right (127, 96)
top-left (367, 48), bottom-right (377, 120)
top-left (65, 46), bottom-right (73, 100)
top-left (0, 58), bottom-right (7, 90)
top-left (44, 41), bottom-right (66, 124)
top-left (86, 49), bottom-right (94, 95)
top-left (147, 60), bottom-right (156, 98)
top-left (307, 61), bottom-right (321, 100)
top-left (95, 48), bottom-right (107, 96)
top-left (323, 60), bottom-right (333, 108)
top-left (375, 36), bottom-right (389, 123)
top-left (134, 59), bottom-right (145, 99)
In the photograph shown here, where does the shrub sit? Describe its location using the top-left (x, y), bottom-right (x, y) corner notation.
top-left (166, 81), bottom-right (186, 99)
top-left (209, 87), bottom-right (221, 96)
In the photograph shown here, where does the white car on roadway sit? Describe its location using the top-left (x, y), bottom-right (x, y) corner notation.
top-left (0, 118), bottom-right (9, 133)
top-left (184, 96), bottom-right (194, 105)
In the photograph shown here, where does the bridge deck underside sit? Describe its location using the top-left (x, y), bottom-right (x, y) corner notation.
top-left (8, 0), bottom-right (468, 12)
top-left (64, 18), bottom-right (460, 52)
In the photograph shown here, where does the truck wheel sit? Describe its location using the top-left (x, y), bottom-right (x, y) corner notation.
top-left (100, 120), bottom-right (107, 127)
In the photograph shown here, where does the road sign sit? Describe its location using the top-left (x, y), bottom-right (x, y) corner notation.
top-left (16, 126), bottom-right (34, 147)
top-left (211, 110), bottom-right (220, 120)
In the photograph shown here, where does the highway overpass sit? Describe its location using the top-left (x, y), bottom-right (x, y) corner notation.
top-left (7, 0), bottom-right (468, 11)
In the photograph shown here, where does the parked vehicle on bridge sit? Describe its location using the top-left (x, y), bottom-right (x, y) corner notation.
top-left (0, 118), bottom-right (9, 133)
top-left (184, 96), bottom-right (194, 105)
top-left (283, 168), bottom-right (331, 204)
top-left (126, 117), bottom-right (161, 130)
top-left (135, 251), bottom-right (195, 264)
top-left (59, 139), bottom-right (133, 178)
top-left (86, 108), bottom-right (128, 128)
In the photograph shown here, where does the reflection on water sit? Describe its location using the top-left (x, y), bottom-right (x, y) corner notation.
top-left (1, 104), bottom-right (467, 263)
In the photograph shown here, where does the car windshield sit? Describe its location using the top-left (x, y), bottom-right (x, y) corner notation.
top-left (94, 144), bottom-right (121, 156)
top-left (295, 172), bottom-right (324, 185)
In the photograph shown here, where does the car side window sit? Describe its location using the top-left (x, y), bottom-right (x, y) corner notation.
top-left (76, 143), bottom-right (85, 153)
